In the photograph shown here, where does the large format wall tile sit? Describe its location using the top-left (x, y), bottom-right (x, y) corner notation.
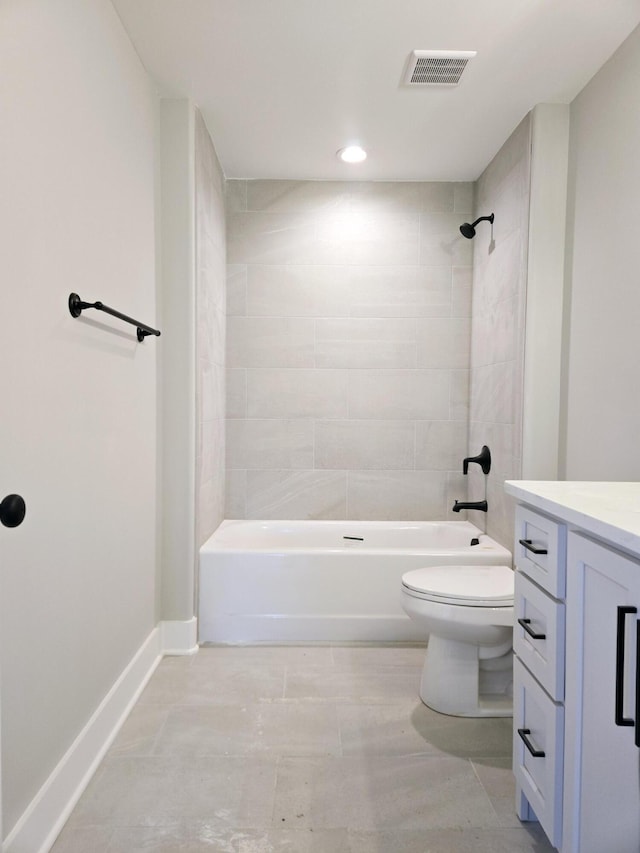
top-left (227, 317), bottom-right (315, 367)
top-left (468, 115), bottom-right (530, 546)
top-left (415, 319), bottom-right (471, 369)
top-left (247, 179), bottom-right (353, 214)
top-left (316, 319), bottom-right (418, 369)
top-left (246, 265), bottom-right (349, 317)
top-left (315, 421), bottom-right (415, 470)
top-left (415, 421), bottom-right (469, 471)
top-left (226, 368), bottom-right (247, 419)
top-left (246, 470), bottom-right (347, 519)
top-left (196, 112), bottom-right (226, 545)
top-left (347, 471), bottom-right (449, 521)
top-left (348, 265), bottom-right (452, 319)
top-left (247, 369), bottom-right (348, 419)
top-left (225, 179), bottom-right (474, 520)
top-left (227, 212), bottom-right (319, 265)
top-left (347, 370), bottom-right (450, 420)
top-left (226, 419), bottom-right (314, 469)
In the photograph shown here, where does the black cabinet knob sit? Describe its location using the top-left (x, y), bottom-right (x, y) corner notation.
top-left (1, 494), bottom-right (26, 528)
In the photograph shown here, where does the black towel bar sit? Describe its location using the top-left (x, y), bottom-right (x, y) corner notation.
top-left (68, 292), bottom-right (161, 342)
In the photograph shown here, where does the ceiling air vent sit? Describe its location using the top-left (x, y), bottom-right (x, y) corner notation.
top-left (403, 50), bottom-right (477, 87)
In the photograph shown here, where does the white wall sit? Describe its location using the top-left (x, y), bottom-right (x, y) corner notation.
top-left (522, 104), bottom-right (570, 481)
top-left (158, 99), bottom-right (197, 622)
top-left (562, 23), bottom-right (640, 479)
top-left (0, 0), bottom-right (159, 836)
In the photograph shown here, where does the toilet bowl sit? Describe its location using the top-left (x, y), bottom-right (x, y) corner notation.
top-left (401, 564), bottom-right (514, 717)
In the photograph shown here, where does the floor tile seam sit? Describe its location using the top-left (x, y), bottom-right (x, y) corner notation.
top-left (102, 824), bottom-right (118, 853)
top-left (335, 700), bottom-right (345, 757)
top-left (334, 699), bottom-right (423, 708)
top-left (73, 818), bottom-right (206, 833)
top-left (274, 752), bottom-right (490, 766)
top-left (269, 755), bottom-right (283, 828)
top-left (328, 642), bottom-right (426, 647)
top-left (275, 697), bottom-right (424, 705)
top-left (344, 826), bottom-right (548, 840)
top-left (284, 664), bottom-right (424, 671)
top-left (154, 700), bottom-right (267, 710)
top-left (145, 706), bottom-right (175, 757)
top-left (150, 750), bottom-right (344, 761)
top-left (468, 753), bottom-right (513, 761)
top-left (176, 663), bottom-right (290, 674)
top-left (99, 753), bottom-right (284, 770)
top-left (338, 748), bottom-right (447, 759)
top-left (469, 758), bottom-right (507, 827)
top-left (139, 696), bottom-right (291, 707)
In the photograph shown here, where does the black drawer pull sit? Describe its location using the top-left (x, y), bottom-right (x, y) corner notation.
top-left (518, 728), bottom-right (545, 758)
top-left (636, 621), bottom-right (640, 748)
top-left (519, 538), bottom-right (548, 556)
top-left (615, 605), bottom-right (637, 727)
top-left (517, 618), bottom-right (546, 640)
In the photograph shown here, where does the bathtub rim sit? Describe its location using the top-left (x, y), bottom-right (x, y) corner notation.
top-left (198, 518), bottom-right (513, 643)
top-left (201, 518), bottom-right (511, 559)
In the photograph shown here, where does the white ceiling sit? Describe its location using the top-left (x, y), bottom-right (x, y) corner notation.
top-left (113, 0), bottom-right (640, 181)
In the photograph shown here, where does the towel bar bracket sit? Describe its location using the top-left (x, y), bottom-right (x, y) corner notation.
top-left (68, 292), bottom-right (160, 342)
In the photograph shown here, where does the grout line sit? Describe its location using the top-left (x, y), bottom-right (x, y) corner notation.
top-left (470, 759), bottom-right (504, 824)
top-left (335, 703), bottom-right (344, 758)
top-left (270, 755), bottom-right (282, 828)
top-left (146, 707), bottom-right (174, 758)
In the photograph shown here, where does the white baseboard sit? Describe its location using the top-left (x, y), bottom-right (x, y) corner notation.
top-left (4, 618), bottom-right (197, 853)
top-left (160, 616), bottom-right (198, 655)
top-left (199, 614), bottom-right (424, 644)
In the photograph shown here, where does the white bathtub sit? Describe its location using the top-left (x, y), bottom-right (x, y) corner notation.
top-left (198, 520), bottom-right (512, 643)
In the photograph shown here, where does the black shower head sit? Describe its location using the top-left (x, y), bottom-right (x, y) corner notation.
top-left (459, 213), bottom-right (494, 239)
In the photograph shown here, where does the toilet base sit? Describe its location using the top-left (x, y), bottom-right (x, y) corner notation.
top-left (419, 635), bottom-right (513, 717)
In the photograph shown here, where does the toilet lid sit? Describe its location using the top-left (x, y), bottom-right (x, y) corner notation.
top-left (402, 565), bottom-right (514, 607)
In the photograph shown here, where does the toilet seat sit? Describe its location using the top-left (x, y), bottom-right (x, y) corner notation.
top-left (402, 565), bottom-right (514, 607)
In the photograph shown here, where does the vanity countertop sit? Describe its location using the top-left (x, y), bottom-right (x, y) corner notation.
top-left (504, 481), bottom-right (640, 557)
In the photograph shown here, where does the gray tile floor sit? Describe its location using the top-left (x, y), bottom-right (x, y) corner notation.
top-left (52, 645), bottom-right (554, 852)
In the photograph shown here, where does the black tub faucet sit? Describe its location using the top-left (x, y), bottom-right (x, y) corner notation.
top-left (463, 445), bottom-right (491, 475)
top-left (452, 500), bottom-right (488, 513)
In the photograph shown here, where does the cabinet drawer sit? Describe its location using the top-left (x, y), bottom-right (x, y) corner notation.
top-left (515, 571), bottom-right (565, 701)
top-left (513, 657), bottom-right (564, 849)
top-left (515, 505), bottom-right (566, 598)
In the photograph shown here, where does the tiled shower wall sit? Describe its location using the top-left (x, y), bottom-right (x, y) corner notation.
top-left (225, 180), bottom-right (474, 520)
top-left (195, 112), bottom-right (226, 544)
top-left (467, 116), bottom-right (532, 548)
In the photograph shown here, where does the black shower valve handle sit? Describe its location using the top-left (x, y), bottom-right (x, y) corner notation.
top-left (462, 445), bottom-right (491, 476)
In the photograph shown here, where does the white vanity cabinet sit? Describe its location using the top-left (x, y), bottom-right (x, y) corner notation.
top-left (506, 481), bottom-right (640, 853)
top-left (563, 532), bottom-right (640, 853)
top-left (512, 504), bottom-right (566, 848)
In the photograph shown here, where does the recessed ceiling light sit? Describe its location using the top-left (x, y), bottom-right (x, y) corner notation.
top-left (337, 145), bottom-right (367, 164)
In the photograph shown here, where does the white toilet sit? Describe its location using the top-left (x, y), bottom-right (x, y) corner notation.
top-left (401, 564), bottom-right (514, 717)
